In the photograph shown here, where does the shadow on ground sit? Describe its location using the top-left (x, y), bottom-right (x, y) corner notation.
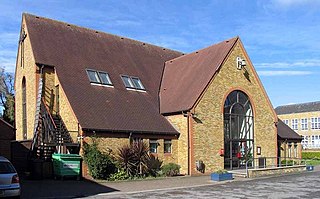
top-left (20, 177), bottom-right (118, 198)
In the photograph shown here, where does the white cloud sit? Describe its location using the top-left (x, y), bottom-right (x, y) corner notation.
top-left (255, 59), bottom-right (320, 69)
top-left (271, 0), bottom-right (320, 7)
top-left (257, 70), bottom-right (313, 76)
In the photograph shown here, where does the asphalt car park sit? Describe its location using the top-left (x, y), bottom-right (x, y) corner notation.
top-left (20, 169), bottom-right (320, 199)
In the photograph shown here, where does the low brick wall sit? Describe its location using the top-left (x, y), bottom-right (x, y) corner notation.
top-left (248, 165), bottom-right (306, 178)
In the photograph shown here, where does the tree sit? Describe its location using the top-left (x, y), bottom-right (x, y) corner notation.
top-left (0, 67), bottom-right (15, 125)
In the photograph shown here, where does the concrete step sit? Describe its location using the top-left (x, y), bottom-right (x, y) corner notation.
top-left (228, 170), bottom-right (247, 178)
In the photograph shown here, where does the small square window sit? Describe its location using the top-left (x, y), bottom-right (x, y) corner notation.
top-left (121, 76), bottom-right (134, 88)
top-left (131, 77), bottom-right (145, 90)
top-left (98, 72), bottom-right (112, 85)
top-left (87, 70), bottom-right (100, 83)
top-left (149, 139), bottom-right (158, 153)
top-left (164, 139), bottom-right (172, 153)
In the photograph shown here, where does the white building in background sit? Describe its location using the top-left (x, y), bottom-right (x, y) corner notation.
top-left (276, 101), bottom-right (320, 149)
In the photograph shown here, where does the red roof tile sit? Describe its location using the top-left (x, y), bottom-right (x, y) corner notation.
top-left (24, 13), bottom-right (182, 135)
top-left (160, 37), bottom-right (238, 114)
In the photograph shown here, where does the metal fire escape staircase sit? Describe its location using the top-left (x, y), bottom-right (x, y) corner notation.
top-left (30, 77), bottom-right (78, 160)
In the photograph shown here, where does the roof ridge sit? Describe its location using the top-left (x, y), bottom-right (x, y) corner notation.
top-left (276, 101), bottom-right (320, 109)
top-left (23, 13), bottom-right (184, 55)
top-left (165, 36), bottom-right (238, 64)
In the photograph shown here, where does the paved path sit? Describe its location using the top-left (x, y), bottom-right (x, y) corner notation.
top-left (21, 167), bottom-right (320, 198)
top-left (95, 171), bottom-right (320, 199)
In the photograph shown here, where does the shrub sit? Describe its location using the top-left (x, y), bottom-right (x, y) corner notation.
top-left (161, 163), bottom-right (180, 177)
top-left (214, 169), bottom-right (228, 174)
top-left (117, 141), bottom-right (151, 177)
top-left (132, 141), bottom-right (150, 175)
top-left (117, 144), bottom-right (136, 176)
top-left (83, 139), bottom-right (117, 179)
top-left (147, 155), bottom-right (163, 177)
top-left (116, 141), bottom-right (164, 178)
top-left (108, 169), bottom-right (130, 181)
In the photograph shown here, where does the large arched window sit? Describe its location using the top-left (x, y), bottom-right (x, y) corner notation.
top-left (22, 77), bottom-right (27, 140)
top-left (224, 90), bottom-right (253, 169)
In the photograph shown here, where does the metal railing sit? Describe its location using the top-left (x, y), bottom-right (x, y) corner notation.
top-left (245, 157), bottom-right (307, 177)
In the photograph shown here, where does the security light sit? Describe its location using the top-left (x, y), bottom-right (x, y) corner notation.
top-left (236, 57), bottom-right (246, 70)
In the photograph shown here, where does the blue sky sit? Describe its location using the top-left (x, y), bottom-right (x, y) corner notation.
top-left (0, 0), bottom-right (319, 107)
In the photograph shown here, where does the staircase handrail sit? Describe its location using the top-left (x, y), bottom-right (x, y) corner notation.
top-left (41, 97), bottom-right (57, 129)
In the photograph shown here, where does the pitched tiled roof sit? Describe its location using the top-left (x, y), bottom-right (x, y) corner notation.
top-left (277, 119), bottom-right (302, 140)
top-left (160, 37), bottom-right (238, 114)
top-left (24, 13), bottom-right (183, 135)
top-left (275, 101), bottom-right (320, 115)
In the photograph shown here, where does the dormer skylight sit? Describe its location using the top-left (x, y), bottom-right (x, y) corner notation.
top-left (86, 69), bottom-right (113, 86)
top-left (121, 75), bottom-right (145, 91)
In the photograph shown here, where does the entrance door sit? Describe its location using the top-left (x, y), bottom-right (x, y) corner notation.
top-left (224, 90), bottom-right (254, 170)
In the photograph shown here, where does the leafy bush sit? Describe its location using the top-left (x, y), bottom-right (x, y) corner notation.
top-left (132, 141), bottom-right (149, 175)
top-left (214, 169), bottom-right (228, 174)
top-left (147, 155), bottom-right (163, 177)
top-left (117, 141), bottom-right (151, 177)
top-left (161, 163), bottom-right (180, 176)
top-left (108, 170), bottom-right (130, 181)
top-left (302, 151), bottom-right (320, 160)
top-left (117, 144), bottom-right (136, 176)
top-left (83, 139), bottom-right (117, 179)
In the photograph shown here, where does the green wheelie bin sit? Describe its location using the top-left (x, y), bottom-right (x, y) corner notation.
top-left (52, 153), bottom-right (81, 180)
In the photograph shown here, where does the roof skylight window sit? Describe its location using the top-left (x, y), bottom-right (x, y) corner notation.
top-left (87, 70), bottom-right (100, 84)
top-left (86, 69), bottom-right (113, 86)
top-left (98, 72), bottom-right (112, 85)
top-left (131, 77), bottom-right (145, 90)
top-left (121, 75), bottom-right (135, 88)
top-left (121, 75), bottom-right (145, 91)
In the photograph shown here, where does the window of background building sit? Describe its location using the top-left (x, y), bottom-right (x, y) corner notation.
top-left (291, 119), bottom-right (298, 130)
top-left (311, 117), bottom-right (320, 130)
top-left (164, 139), bottom-right (172, 153)
top-left (149, 139), bottom-right (158, 153)
top-left (283, 119), bottom-right (289, 126)
top-left (301, 118), bottom-right (308, 130)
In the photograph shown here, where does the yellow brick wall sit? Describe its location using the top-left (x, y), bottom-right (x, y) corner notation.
top-left (15, 17), bottom-right (38, 140)
top-left (147, 138), bottom-right (179, 166)
top-left (192, 41), bottom-right (277, 174)
top-left (84, 136), bottom-right (130, 156)
top-left (43, 67), bottom-right (55, 113)
top-left (167, 115), bottom-right (189, 174)
top-left (166, 41), bottom-right (277, 175)
top-left (278, 111), bottom-right (320, 140)
top-left (55, 75), bottom-right (80, 142)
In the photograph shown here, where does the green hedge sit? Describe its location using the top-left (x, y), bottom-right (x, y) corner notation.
top-left (302, 151), bottom-right (320, 159)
